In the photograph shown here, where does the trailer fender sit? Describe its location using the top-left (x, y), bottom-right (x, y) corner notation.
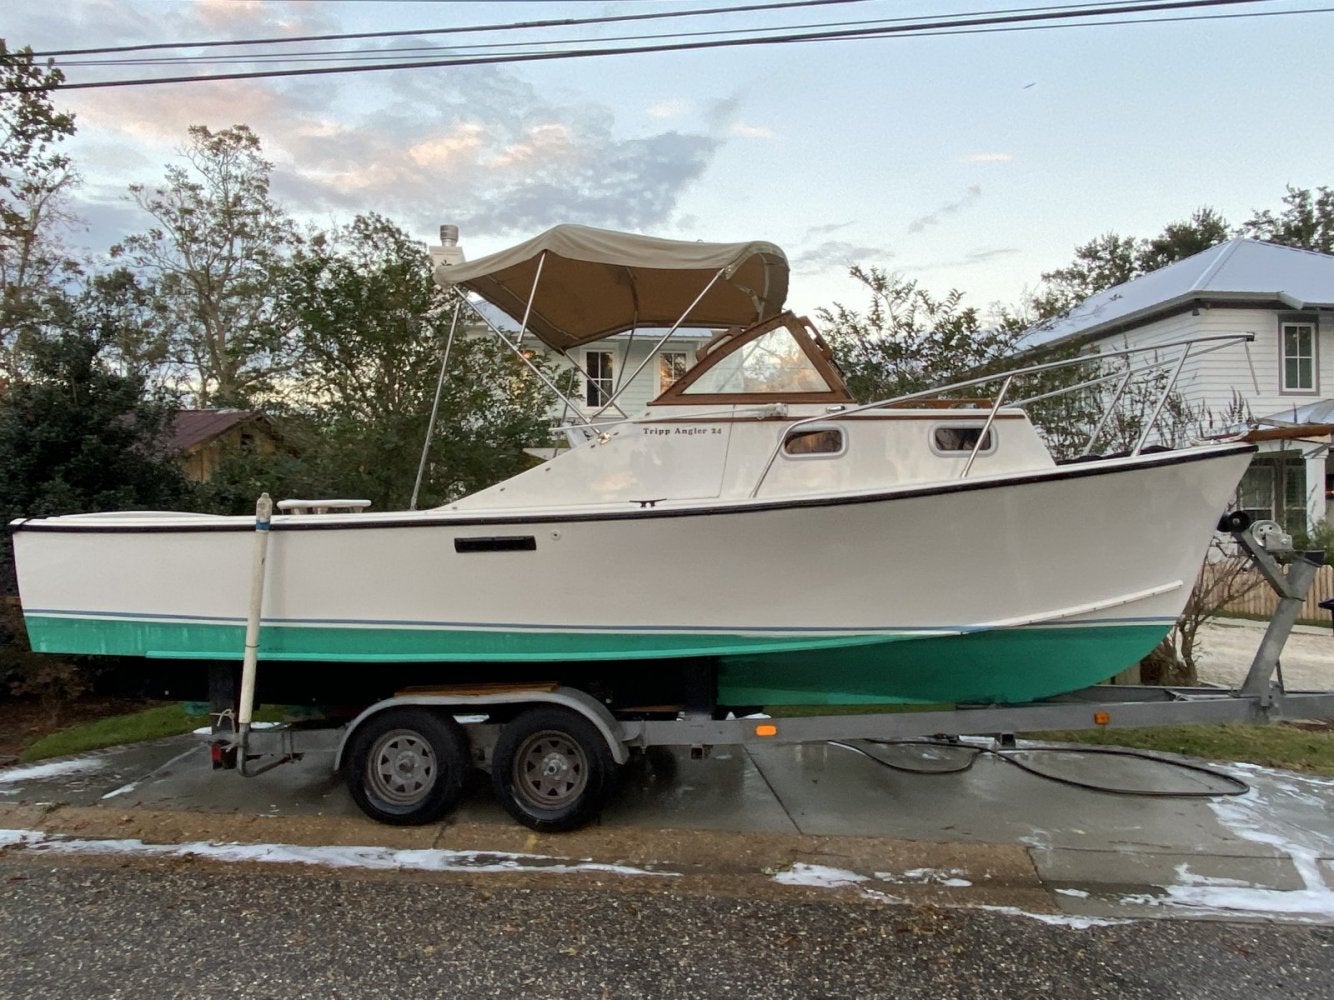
top-left (333, 686), bottom-right (628, 771)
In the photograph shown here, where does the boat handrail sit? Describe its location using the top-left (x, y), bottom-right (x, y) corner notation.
top-left (747, 332), bottom-right (1256, 497)
top-left (277, 499), bottom-right (373, 515)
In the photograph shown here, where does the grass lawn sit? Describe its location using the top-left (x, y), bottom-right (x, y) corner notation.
top-left (18, 703), bottom-right (211, 763)
top-left (15, 702), bottom-right (290, 764)
top-left (1023, 723), bottom-right (1334, 777)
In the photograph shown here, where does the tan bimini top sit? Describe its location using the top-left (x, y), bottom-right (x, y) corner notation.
top-left (433, 223), bottom-right (789, 353)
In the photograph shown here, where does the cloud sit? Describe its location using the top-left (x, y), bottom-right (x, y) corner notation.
top-left (646, 100), bottom-right (689, 119)
top-left (56, 64), bottom-right (722, 247)
top-left (194, 0), bottom-right (270, 30)
top-left (21, 0), bottom-right (337, 60)
top-left (960, 247), bottom-right (1021, 265)
top-left (68, 78), bottom-right (311, 149)
top-left (17, 2), bottom-right (732, 254)
top-left (962, 153), bottom-right (1013, 164)
top-left (802, 220), bottom-right (856, 239)
top-left (907, 185), bottom-right (983, 234)
top-left (263, 66), bottom-right (723, 235)
top-left (706, 95), bottom-right (742, 132)
top-left (730, 123), bottom-right (775, 140)
top-left (917, 246), bottom-right (1023, 271)
top-left (791, 240), bottom-right (892, 273)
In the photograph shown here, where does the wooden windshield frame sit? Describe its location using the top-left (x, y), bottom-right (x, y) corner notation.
top-left (648, 312), bottom-right (854, 406)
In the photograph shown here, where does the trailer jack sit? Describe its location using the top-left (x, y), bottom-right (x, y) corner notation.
top-left (208, 709), bottom-right (303, 776)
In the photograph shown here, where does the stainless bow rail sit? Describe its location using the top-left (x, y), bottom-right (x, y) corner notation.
top-left (749, 332), bottom-right (1256, 498)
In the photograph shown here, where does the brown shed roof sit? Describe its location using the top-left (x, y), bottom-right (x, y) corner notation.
top-left (167, 409), bottom-right (268, 452)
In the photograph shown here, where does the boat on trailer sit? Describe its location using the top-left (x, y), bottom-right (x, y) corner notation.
top-left (13, 224), bottom-right (1256, 715)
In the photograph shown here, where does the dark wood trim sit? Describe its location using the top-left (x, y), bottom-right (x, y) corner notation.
top-left (649, 311), bottom-right (855, 406)
top-left (637, 411), bottom-right (1028, 424)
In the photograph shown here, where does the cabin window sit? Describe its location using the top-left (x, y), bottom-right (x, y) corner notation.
top-left (585, 351), bottom-right (614, 406)
top-left (682, 326), bottom-right (831, 396)
top-left (931, 424), bottom-right (995, 455)
top-left (658, 351), bottom-right (688, 392)
top-left (782, 426), bottom-right (845, 457)
top-left (1280, 319), bottom-right (1317, 393)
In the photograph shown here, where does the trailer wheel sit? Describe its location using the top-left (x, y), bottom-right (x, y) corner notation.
top-left (491, 707), bottom-right (615, 832)
top-left (343, 709), bottom-right (468, 826)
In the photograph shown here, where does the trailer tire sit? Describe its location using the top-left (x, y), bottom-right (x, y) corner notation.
top-left (491, 707), bottom-right (614, 832)
top-left (343, 708), bottom-right (468, 826)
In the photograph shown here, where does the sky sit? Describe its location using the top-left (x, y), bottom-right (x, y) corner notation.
top-left (7, 0), bottom-right (1334, 318)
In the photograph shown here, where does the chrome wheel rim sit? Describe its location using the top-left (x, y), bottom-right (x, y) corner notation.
top-left (366, 729), bottom-right (436, 805)
top-left (512, 730), bottom-right (587, 809)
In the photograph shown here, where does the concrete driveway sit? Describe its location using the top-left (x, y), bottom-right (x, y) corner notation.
top-left (2, 723), bottom-right (1331, 927)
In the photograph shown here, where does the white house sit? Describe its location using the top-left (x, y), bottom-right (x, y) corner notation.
top-left (1018, 239), bottom-right (1334, 534)
top-left (464, 299), bottom-right (713, 442)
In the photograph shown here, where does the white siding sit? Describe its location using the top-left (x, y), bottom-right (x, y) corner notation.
top-left (1096, 307), bottom-right (1333, 431)
top-left (539, 333), bottom-right (708, 421)
top-left (1090, 306), bottom-right (1333, 532)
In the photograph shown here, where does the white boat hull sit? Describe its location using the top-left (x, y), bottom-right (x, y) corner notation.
top-left (14, 445), bottom-right (1252, 706)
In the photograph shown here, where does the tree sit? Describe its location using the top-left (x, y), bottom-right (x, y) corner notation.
top-left (0, 294), bottom-right (191, 700)
top-left (817, 266), bottom-right (1020, 402)
top-left (112, 125), bottom-right (296, 406)
top-left (0, 301), bottom-right (190, 525)
top-left (282, 213), bottom-right (558, 510)
top-left (0, 42), bottom-right (79, 374)
top-left (1138, 207), bottom-right (1231, 272)
top-left (1034, 208), bottom-right (1231, 319)
top-left (1241, 185), bottom-right (1334, 253)
top-left (78, 266), bottom-right (173, 384)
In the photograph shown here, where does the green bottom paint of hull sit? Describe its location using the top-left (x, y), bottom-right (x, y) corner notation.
top-left (22, 615), bottom-right (1168, 706)
top-left (717, 624), bottom-right (1168, 705)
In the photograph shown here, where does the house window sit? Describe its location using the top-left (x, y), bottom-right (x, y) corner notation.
top-left (658, 351), bottom-right (688, 393)
top-left (1236, 456), bottom-right (1307, 534)
top-left (585, 351), bottom-right (613, 406)
top-left (1280, 319), bottom-right (1317, 392)
top-left (1236, 463), bottom-right (1273, 525)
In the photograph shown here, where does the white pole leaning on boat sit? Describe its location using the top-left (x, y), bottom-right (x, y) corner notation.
top-left (238, 492), bottom-right (273, 739)
top-left (411, 299), bottom-right (462, 511)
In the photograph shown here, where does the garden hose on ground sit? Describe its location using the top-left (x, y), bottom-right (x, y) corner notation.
top-left (828, 738), bottom-right (1251, 797)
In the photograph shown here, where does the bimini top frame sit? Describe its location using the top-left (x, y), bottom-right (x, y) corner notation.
top-left (433, 223), bottom-right (789, 352)
top-left (431, 223), bottom-right (791, 427)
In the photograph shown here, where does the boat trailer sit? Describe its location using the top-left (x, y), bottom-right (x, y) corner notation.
top-left (214, 515), bottom-right (1334, 831)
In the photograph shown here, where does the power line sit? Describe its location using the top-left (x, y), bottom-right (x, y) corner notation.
top-left (45, 0), bottom-right (1211, 69)
top-left (6, 0), bottom-right (1314, 92)
top-left (28, 0), bottom-right (874, 57)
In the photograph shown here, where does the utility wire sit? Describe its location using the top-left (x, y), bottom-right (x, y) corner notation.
top-left (45, 0), bottom-right (1253, 69)
top-left (29, 0), bottom-right (876, 57)
top-left (6, 0), bottom-right (1312, 91)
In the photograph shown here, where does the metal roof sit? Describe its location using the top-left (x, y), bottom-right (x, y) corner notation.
top-left (1017, 239), bottom-right (1334, 350)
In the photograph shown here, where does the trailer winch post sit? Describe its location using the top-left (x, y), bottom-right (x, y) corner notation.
top-left (1232, 523), bottom-right (1324, 705)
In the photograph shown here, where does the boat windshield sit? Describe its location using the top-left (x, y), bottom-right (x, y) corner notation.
top-left (682, 326), bottom-right (831, 395)
top-left (651, 312), bottom-right (853, 405)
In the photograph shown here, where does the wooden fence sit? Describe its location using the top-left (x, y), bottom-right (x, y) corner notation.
top-left (1203, 560), bottom-right (1334, 623)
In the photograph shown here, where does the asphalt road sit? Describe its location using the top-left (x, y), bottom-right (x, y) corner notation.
top-left (2, 853), bottom-right (1332, 1000)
